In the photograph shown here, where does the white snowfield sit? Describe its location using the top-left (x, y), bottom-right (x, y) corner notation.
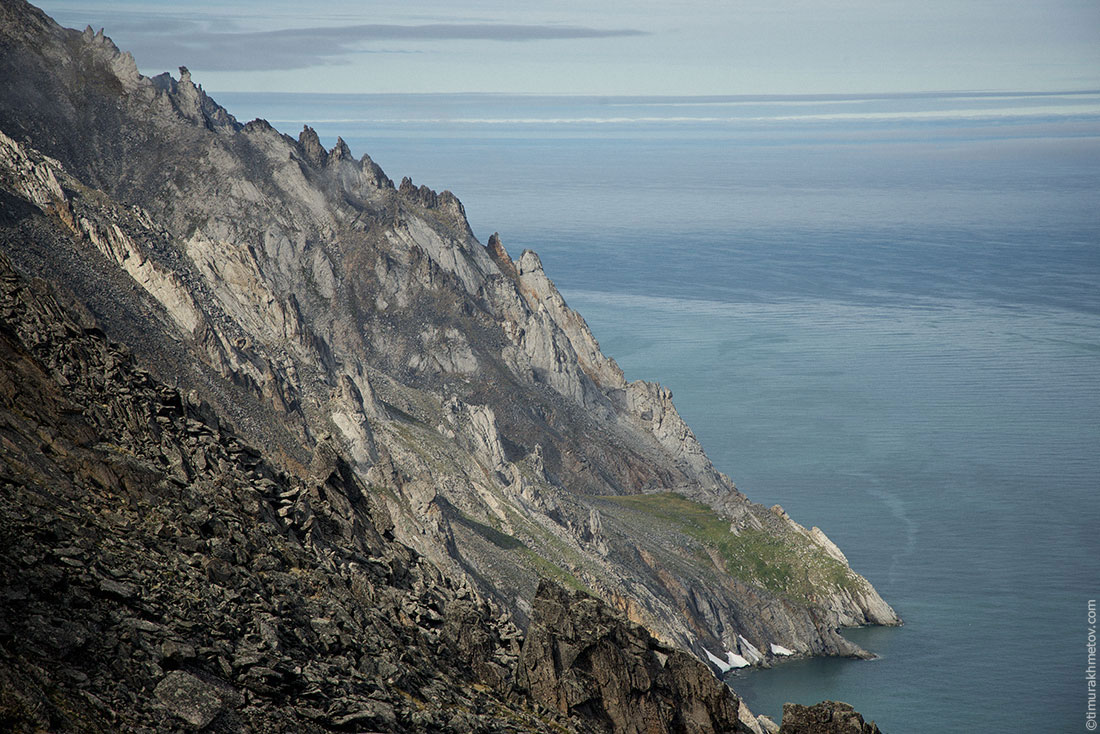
top-left (703, 647), bottom-right (751, 672)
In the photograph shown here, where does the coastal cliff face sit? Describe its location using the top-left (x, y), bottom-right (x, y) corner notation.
top-left (0, 249), bottom-right (767, 732)
top-left (0, 0), bottom-right (896, 715)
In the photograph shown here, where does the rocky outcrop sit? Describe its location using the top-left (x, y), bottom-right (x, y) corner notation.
top-left (779, 702), bottom-right (883, 734)
top-left (519, 581), bottom-right (763, 734)
top-left (623, 379), bottom-right (723, 495)
top-left (0, 0), bottom-right (899, 686)
top-left (514, 248), bottom-right (625, 392)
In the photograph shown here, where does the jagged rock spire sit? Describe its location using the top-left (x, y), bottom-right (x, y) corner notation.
top-left (328, 136), bottom-right (352, 163)
top-left (298, 125), bottom-right (327, 167)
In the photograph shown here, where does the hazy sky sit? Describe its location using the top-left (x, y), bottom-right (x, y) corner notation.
top-left (36, 0), bottom-right (1100, 96)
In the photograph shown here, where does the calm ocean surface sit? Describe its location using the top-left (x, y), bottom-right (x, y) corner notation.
top-left (217, 90), bottom-right (1100, 731)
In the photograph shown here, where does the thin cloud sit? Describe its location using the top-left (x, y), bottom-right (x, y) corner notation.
top-left (118, 23), bottom-right (648, 72)
top-left (256, 23), bottom-right (647, 42)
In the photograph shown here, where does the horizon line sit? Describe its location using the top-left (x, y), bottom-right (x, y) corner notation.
top-left (207, 88), bottom-right (1100, 102)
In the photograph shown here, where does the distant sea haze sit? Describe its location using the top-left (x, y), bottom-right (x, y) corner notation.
top-left (221, 88), bottom-right (1100, 142)
top-left (216, 88), bottom-right (1100, 731)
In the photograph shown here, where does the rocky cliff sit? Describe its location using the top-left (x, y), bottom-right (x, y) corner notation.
top-left (0, 248), bottom-right (777, 732)
top-left (0, 0), bottom-right (897, 723)
top-left (0, 253), bottom-right (880, 733)
top-left (518, 581), bottom-right (764, 733)
top-left (0, 249), bottom-right (531, 732)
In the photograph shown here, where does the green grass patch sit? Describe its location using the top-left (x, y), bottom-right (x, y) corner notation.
top-left (604, 493), bottom-right (856, 603)
top-left (518, 546), bottom-right (592, 595)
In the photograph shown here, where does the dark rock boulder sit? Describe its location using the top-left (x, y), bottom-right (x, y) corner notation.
top-left (518, 579), bottom-right (753, 733)
top-left (153, 671), bottom-right (225, 729)
top-left (779, 701), bottom-right (883, 734)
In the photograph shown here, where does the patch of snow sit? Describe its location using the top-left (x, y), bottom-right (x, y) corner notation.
top-left (771, 644), bottom-right (794, 656)
top-left (738, 635), bottom-right (763, 664)
top-left (725, 651), bottom-right (750, 669)
top-left (704, 647), bottom-right (733, 673)
top-left (704, 647), bottom-right (751, 672)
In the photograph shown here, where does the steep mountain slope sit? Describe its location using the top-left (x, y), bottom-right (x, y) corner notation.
top-left (0, 249), bottom-right (770, 733)
top-left (0, 0), bottom-right (897, 675)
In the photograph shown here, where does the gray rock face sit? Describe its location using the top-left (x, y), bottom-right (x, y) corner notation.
top-left (779, 701), bottom-right (883, 734)
top-left (0, 251), bottom-right (812, 732)
top-left (0, 0), bottom-right (898, 688)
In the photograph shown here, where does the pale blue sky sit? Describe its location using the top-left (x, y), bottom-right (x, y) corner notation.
top-left (36, 0), bottom-right (1100, 95)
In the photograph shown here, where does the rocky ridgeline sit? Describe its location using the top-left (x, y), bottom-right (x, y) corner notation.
top-left (1, 2), bottom-right (894, 728)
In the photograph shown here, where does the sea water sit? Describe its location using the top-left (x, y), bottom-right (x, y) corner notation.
top-left (216, 90), bottom-right (1100, 732)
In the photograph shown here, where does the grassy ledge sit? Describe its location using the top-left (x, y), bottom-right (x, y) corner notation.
top-left (603, 493), bottom-right (858, 604)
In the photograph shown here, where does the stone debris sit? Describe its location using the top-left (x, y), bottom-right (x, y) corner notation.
top-left (519, 580), bottom-right (757, 733)
top-left (0, 251), bottom-right (564, 732)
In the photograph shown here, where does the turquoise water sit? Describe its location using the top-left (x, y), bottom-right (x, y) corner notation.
top-left (217, 90), bottom-right (1100, 731)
